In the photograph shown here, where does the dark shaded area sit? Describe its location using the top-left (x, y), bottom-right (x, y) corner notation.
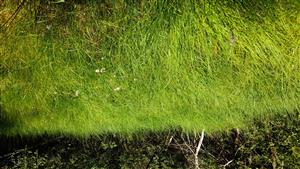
top-left (0, 133), bottom-right (188, 168)
top-left (0, 117), bottom-right (14, 135)
top-left (0, 106), bottom-right (15, 137)
top-left (7, 0), bottom-right (297, 29)
top-left (0, 112), bottom-right (299, 168)
top-left (203, 111), bottom-right (300, 168)
top-left (215, 0), bottom-right (299, 22)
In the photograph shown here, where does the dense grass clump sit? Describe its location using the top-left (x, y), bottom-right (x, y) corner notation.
top-left (0, 0), bottom-right (299, 135)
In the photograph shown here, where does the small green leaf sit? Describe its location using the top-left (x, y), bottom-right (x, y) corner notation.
top-left (292, 147), bottom-right (300, 158)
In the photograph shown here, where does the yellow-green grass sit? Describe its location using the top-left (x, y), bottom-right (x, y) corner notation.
top-left (0, 0), bottom-right (299, 136)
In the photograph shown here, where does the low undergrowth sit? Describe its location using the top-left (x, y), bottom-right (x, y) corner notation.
top-left (0, 112), bottom-right (299, 168)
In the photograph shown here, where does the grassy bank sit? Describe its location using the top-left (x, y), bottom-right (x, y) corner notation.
top-left (0, 0), bottom-right (300, 135)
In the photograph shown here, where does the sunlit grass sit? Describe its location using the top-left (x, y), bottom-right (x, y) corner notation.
top-left (0, 0), bottom-right (299, 136)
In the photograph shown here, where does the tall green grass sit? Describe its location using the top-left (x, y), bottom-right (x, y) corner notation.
top-left (0, 0), bottom-right (299, 136)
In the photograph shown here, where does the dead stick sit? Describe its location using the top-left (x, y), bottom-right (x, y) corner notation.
top-left (195, 129), bottom-right (205, 169)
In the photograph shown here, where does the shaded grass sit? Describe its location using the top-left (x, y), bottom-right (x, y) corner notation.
top-left (0, 0), bottom-right (299, 135)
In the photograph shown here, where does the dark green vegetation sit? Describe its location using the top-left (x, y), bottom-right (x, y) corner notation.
top-left (1, 113), bottom-right (300, 168)
top-left (0, 0), bottom-right (299, 135)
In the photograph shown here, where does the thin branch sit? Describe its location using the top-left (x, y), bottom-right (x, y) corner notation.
top-left (221, 160), bottom-right (233, 168)
top-left (1, 0), bottom-right (26, 28)
top-left (183, 141), bottom-right (195, 154)
top-left (186, 133), bottom-right (191, 145)
top-left (167, 135), bottom-right (173, 146)
top-left (195, 129), bottom-right (205, 169)
top-left (195, 129), bottom-right (205, 156)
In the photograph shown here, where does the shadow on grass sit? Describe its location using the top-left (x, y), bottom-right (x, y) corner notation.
top-left (215, 0), bottom-right (298, 22)
top-left (0, 106), bottom-right (19, 155)
top-left (0, 106), bottom-right (15, 135)
top-left (33, 0), bottom-right (299, 29)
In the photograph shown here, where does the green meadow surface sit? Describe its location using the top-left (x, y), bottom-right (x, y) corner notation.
top-left (0, 0), bottom-right (299, 136)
